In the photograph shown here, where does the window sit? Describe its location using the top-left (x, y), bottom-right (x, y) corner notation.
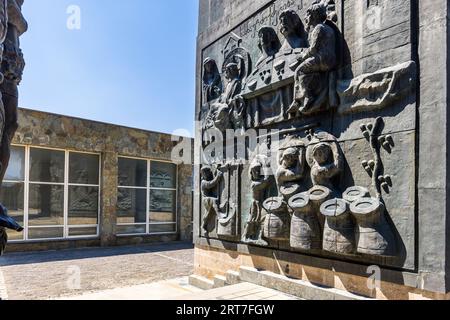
top-left (3, 146), bottom-right (100, 241)
top-left (1, 146), bottom-right (25, 241)
top-left (117, 157), bottom-right (177, 235)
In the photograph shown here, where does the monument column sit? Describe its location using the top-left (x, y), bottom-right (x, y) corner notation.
top-left (418, 0), bottom-right (450, 294)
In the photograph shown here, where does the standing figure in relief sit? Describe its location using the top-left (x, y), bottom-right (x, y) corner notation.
top-left (243, 156), bottom-right (272, 242)
top-left (201, 166), bottom-right (223, 232)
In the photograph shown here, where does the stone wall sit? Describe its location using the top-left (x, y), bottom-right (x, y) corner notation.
top-left (6, 107), bottom-right (193, 252)
top-left (194, 0), bottom-right (450, 298)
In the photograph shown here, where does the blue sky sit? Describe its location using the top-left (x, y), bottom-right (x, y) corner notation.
top-left (19, 0), bottom-right (199, 136)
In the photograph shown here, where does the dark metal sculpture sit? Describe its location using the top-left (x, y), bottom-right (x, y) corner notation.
top-left (0, 0), bottom-right (26, 255)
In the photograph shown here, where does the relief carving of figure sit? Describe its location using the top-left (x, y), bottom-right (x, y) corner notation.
top-left (279, 9), bottom-right (307, 54)
top-left (243, 156), bottom-right (272, 243)
top-left (202, 57), bottom-right (222, 103)
top-left (287, 1), bottom-right (338, 116)
top-left (306, 131), bottom-right (343, 191)
top-left (201, 166), bottom-right (223, 233)
top-left (255, 26), bottom-right (280, 71)
top-left (276, 139), bottom-right (306, 202)
top-left (206, 63), bottom-right (245, 132)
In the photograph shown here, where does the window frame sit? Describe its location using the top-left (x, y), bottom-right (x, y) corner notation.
top-left (117, 155), bottom-right (178, 237)
top-left (4, 145), bottom-right (101, 242)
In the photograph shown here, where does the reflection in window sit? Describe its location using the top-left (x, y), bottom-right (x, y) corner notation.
top-left (69, 153), bottom-right (100, 185)
top-left (68, 186), bottom-right (99, 225)
top-left (150, 162), bottom-right (177, 189)
top-left (28, 184), bottom-right (64, 226)
top-left (0, 182), bottom-right (24, 223)
top-left (5, 147), bottom-right (100, 241)
top-left (117, 225), bottom-right (146, 235)
top-left (117, 157), bottom-right (178, 235)
top-left (5, 146), bottom-right (25, 181)
top-left (150, 189), bottom-right (176, 213)
top-left (149, 224), bottom-right (176, 233)
top-left (29, 148), bottom-right (65, 183)
top-left (68, 227), bottom-right (97, 237)
top-left (28, 227), bottom-right (64, 240)
top-left (118, 158), bottom-right (147, 187)
top-left (150, 190), bottom-right (176, 223)
top-left (117, 188), bottom-right (147, 224)
top-left (0, 182), bottom-right (25, 241)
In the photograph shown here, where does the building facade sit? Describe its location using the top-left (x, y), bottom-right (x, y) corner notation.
top-left (2, 108), bottom-right (193, 252)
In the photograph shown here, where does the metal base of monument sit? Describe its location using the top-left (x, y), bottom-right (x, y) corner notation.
top-left (189, 267), bottom-right (371, 300)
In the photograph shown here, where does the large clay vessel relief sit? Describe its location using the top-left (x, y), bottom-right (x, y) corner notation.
top-left (289, 192), bottom-right (322, 252)
top-left (260, 137), bottom-right (306, 244)
top-left (289, 130), bottom-right (344, 252)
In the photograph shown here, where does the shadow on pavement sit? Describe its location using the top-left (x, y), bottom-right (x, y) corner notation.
top-left (0, 241), bottom-right (194, 267)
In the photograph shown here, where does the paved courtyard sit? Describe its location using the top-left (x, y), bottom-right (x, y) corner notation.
top-left (0, 242), bottom-right (195, 300)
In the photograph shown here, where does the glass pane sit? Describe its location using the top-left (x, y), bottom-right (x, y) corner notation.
top-left (5, 146), bottom-right (25, 181)
top-left (69, 153), bottom-right (99, 185)
top-left (6, 229), bottom-right (24, 241)
top-left (29, 148), bottom-right (65, 183)
top-left (28, 227), bottom-right (63, 240)
top-left (28, 184), bottom-right (64, 226)
top-left (149, 190), bottom-right (176, 223)
top-left (69, 227), bottom-right (98, 237)
top-left (149, 224), bottom-right (176, 233)
top-left (68, 186), bottom-right (99, 225)
top-left (0, 182), bottom-right (24, 225)
top-left (118, 158), bottom-right (147, 187)
top-left (116, 225), bottom-right (146, 235)
top-left (117, 188), bottom-right (147, 224)
top-left (150, 162), bottom-right (177, 189)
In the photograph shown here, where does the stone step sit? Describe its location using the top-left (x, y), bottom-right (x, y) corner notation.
top-left (213, 275), bottom-right (227, 288)
top-left (188, 275), bottom-right (214, 290)
top-left (176, 282), bottom-right (300, 300)
top-left (225, 270), bottom-right (241, 285)
top-left (239, 266), bottom-right (373, 300)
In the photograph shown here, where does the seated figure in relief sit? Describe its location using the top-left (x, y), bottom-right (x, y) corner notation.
top-left (287, 1), bottom-right (338, 117)
top-left (207, 63), bottom-right (245, 131)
